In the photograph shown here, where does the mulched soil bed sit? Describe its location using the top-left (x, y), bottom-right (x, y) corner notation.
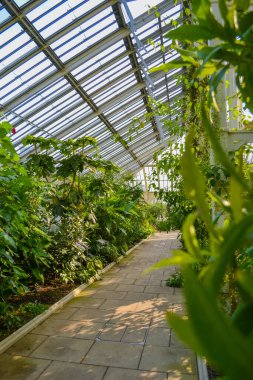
top-left (10, 282), bottom-right (77, 306)
top-left (0, 282), bottom-right (77, 342)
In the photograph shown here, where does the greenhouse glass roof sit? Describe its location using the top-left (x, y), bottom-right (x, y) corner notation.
top-left (0, 0), bottom-right (183, 173)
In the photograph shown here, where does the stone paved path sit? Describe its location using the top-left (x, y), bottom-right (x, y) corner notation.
top-left (0, 232), bottom-right (199, 380)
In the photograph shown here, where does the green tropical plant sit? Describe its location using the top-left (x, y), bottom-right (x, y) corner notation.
top-left (0, 122), bottom-right (51, 300)
top-left (149, 1), bottom-right (253, 379)
top-left (22, 136), bottom-right (153, 283)
top-left (18, 302), bottom-right (48, 317)
top-left (166, 271), bottom-right (183, 288)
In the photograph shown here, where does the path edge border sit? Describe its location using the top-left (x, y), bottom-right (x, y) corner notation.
top-left (0, 235), bottom-right (151, 355)
top-left (197, 356), bottom-right (209, 380)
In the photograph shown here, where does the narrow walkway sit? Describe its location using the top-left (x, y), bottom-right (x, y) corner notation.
top-left (0, 232), bottom-right (198, 380)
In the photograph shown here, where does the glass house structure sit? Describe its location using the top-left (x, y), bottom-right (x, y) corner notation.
top-left (0, 0), bottom-right (184, 173)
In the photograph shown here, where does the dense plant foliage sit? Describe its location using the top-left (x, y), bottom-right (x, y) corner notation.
top-left (0, 122), bottom-right (51, 300)
top-left (0, 128), bottom-right (153, 308)
top-left (150, 1), bottom-right (253, 379)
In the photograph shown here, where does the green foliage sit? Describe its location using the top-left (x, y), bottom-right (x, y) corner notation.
top-left (0, 122), bottom-right (51, 300)
top-left (0, 301), bottom-right (48, 334)
top-left (0, 126), bottom-right (152, 304)
top-left (23, 136), bottom-right (152, 285)
top-left (159, 0), bottom-right (253, 113)
top-left (150, 143), bottom-right (209, 246)
top-left (166, 271), bottom-right (183, 288)
top-left (1, 314), bottom-right (22, 331)
top-left (18, 302), bottom-right (48, 317)
top-left (145, 202), bottom-right (168, 230)
top-left (149, 1), bottom-right (253, 378)
top-left (155, 220), bottom-right (171, 232)
top-left (86, 173), bottom-right (153, 263)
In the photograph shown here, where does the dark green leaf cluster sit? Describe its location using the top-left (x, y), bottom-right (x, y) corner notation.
top-left (153, 0), bottom-right (253, 113)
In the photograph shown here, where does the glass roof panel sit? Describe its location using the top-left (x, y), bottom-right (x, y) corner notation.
top-left (57, 7), bottom-right (114, 46)
top-left (56, 19), bottom-right (117, 62)
top-left (2, 57), bottom-right (53, 93)
top-left (70, 40), bottom-right (126, 82)
top-left (1, 23), bottom-right (23, 45)
top-left (127, 0), bottom-right (163, 17)
top-left (28, 94), bottom-right (81, 125)
top-left (1, 24), bottom-right (38, 70)
top-left (14, 0), bottom-right (31, 6)
top-left (2, 65), bottom-right (55, 104)
top-left (12, 79), bottom-right (71, 116)
top-left (0, 6), bottom-right (11, 24)
top-left (44, 104), bottom-right (91, 133)
top-left (28, 0), bottom-right (106, 39)
top-left (83, 58), bottom-right (131, 94)
top-left (114, 155), bottom-right (133, 165)
top-left (1, 0), bottom-right (183, 172)
top-left (92, 74), bottom-right (138, 104)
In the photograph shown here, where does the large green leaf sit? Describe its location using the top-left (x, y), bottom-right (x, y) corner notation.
top-left (238, 11), bottom-right (253, 35)
top-left (146, 251), bottom-right (197, 274)
top-left (234, 0), bottom-right (250, 11)
top-left (205, 214), bottom-right (253, 294)
top-left (149, 61), bottom-right (190, 73)
top-left (237, 270), bottom-right (253, 300)
top-left (0, 231), bottom-right (16, 249)
top-left (167, 313), bottom-right (205, 354)
top-left (166, 25), bottom-right (215, 41)
top-left (232, 302), bottom-right (253, 336)
top-left (181, 129), bottom-right (215, 236)
top-left (191, 0), bottom-right (211, 20)
top-left (170, 268), bottom-right (253, 380)
top-left (182, 213), bottom-right (204, 261)
top-left (230, 176), bottom-right (244, 223)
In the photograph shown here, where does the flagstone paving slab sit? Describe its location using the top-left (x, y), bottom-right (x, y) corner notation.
top-left (139, 346), bottom-right (198, 374)
top-left (121, 325), bottom-right (147, 343)
top-left (167, 373), bottom-right (199, 380)
top-left (83, 340), bottom-right (143, 368)
top-left (0, 232), bottom-right (199, 379)
top-left (115, 284), bottom-right (145, 292)
top-left (31, 336), bottom-right (93, 362)
top-left (98, 324), bottom-right (126, 342)
top-left (67, 297), bottom-right (105, 308)
top-left (103, 367), bottom-right (167, 380)
top-left (91, 290), bottom-right (127, 299)
top-left (6, 334), bottom-right (48, 357)
top-left (124, 291), bottom-right (157, 301)
top-left (0, 354), bottom-right (50, 380)
top-left (70, 307), bottom-right (113, 322)
top-left (52, 306), bottom-right (78, 319)
top-left (146, 326), bottom-right (171, 346)
top-left (38, 362), bottom-right (107, 380)
top-left (32, 318), bottom-right (89, 337)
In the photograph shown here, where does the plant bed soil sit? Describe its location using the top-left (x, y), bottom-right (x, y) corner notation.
top-left (0, 282), bottom-right (77, 342)
top-left (0, 237), bottom-right (149, 346)
top-left (207, 364), bottom-right (222, 380)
